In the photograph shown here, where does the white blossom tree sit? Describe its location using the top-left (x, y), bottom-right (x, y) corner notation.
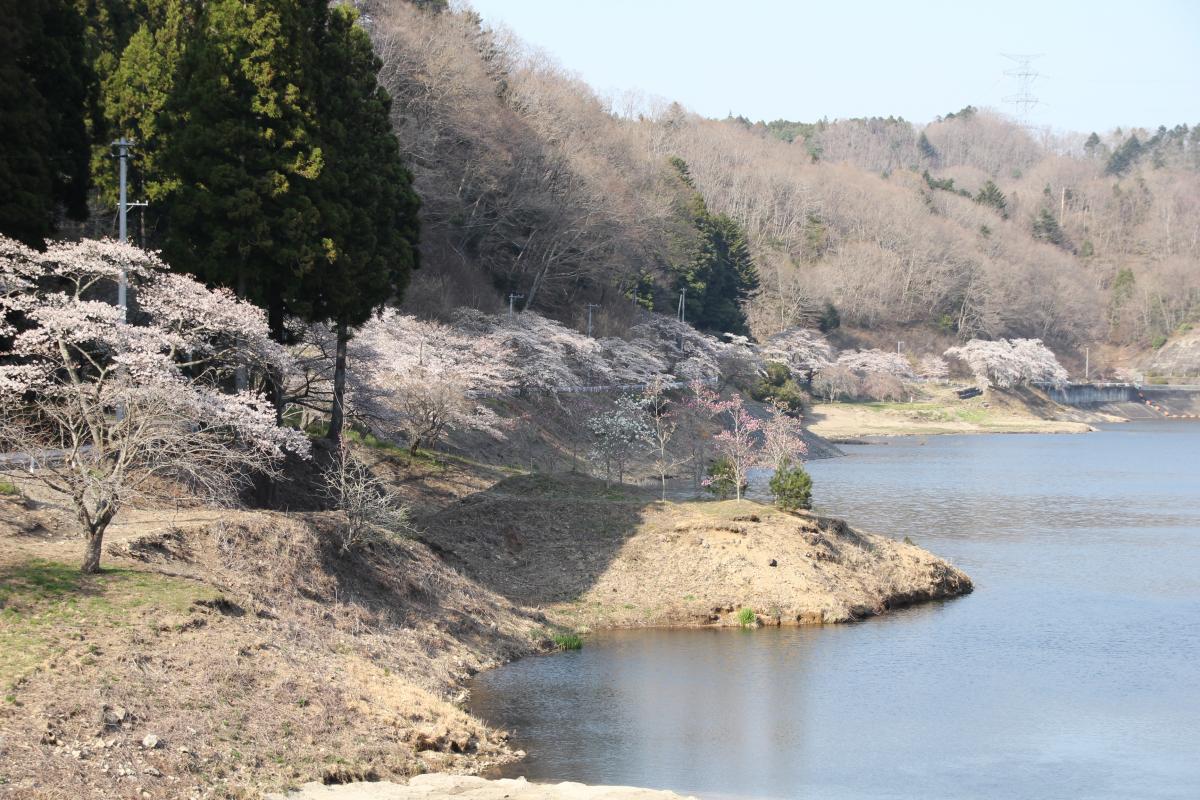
top-left (587, 395), bottom-right (650, 485)
top-left (0, 237), bottom-right (309, 573)
top-left (835, 349), bottom-right (916, 380)
top-left (917, 354), bottom-right (950, 382)
top-left (759, 328), bottom-right (834, 381)
top-left (944, 338), bottom-right (1068, 388)
top-left (344, 310), bottom-right (514, 452)
top-left (640, 378), bottom-right (689, 500)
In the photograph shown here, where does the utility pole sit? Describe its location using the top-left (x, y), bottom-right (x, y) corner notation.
top-left (586, 303), bottom-right (600, 338)
top-left (1085, 346), bottom-right (1090, 382)
top-left (677, 288), bottom-right (686, 323)
top-left (508, 293), bottom-right (524, 318)
top-left (897, 340), bottom-right (904, 354)
top-left (112, 137), bottom-right (147, 321)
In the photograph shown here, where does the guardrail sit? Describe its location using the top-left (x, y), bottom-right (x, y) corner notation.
top-left (466, 376), bottom-right (718, 400)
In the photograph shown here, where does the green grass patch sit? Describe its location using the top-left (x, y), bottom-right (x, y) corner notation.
top-left (0, 480), bottom-right (18, 496)
top-left (0, 559), bottom-right (219, 691)
top-left (736, 607), bottom-right (757, 627)
top-left (551, 632), bottom-right (583, 651)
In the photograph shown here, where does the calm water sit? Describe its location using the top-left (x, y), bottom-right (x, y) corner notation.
top-left (469, 421), bottom-right (1200, 799)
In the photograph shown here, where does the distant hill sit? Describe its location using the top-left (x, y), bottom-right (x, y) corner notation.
top-left (367, 2), bottom-right (1198, 363)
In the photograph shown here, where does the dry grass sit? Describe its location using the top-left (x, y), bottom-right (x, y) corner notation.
top-left (808, 385), bottom-right (1095, 438)
top-left (416, 474), bottom-right (972, 630)
top-left (0, 453), bottom-right (972, 799)
top-left (0, 502), bottom-right (550, 799)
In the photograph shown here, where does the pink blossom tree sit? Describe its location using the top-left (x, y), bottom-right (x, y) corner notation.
top-left (760, 402), bottom-right (808, 471)
top-left (693, 385), bottom-right (761, 502)
top-left (0, 237), bottom-right (308, 573)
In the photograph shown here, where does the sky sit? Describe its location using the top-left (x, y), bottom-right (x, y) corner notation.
top-left (465, 0), bottom-right (1200, 134)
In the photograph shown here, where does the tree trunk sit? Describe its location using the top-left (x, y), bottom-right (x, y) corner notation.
top-left (267, 293), bottom-right (287, 424)
top-left (82, 529), bottom-right (104, 573)
top-left (327, 321), bottom-right (349, 446)
top-left (80, 507), bottom-right (115, 574)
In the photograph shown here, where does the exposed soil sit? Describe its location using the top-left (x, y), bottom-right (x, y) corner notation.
top-left (417, 474), bottom-right (972, 628)
top-left (1, 454), bottom-right (971, 800)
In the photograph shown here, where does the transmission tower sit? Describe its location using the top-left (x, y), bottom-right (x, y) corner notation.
top-left (1000, 53), bottom-right (1043, 121)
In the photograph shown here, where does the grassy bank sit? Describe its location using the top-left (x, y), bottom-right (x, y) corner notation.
top-left (808, 385), bottom-right (1097, 438)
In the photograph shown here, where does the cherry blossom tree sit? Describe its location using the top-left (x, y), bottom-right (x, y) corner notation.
top-left (944, 338), bottom-right (1068, 389)
top-left (760, 402), bottom-right (808, 471)
top-left (587, 394), bottom-right (650, 485)
top-left (344, 310), bottom-right (514, 452)
top-left (759, 328), bottom-right (834, 382)
top-left (693, 385), bottom-right (761, 502)
top-left (0, 237), bottom-right (308, 573)
top-left (835, 349), bottom-right (915, 380)
top-left (640, 378), bottom-right (689, 500)
top-left (917, 354), bottom-right (950, 382)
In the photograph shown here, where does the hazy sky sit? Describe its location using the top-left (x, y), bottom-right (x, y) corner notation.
top-left (466, 0), bottom-right (1200, 134)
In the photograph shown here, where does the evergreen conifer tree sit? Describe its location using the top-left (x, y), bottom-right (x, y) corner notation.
top-left (0, 0), bottom-right (93, 247)
top-left (299, 5), bottom-right (421, 444)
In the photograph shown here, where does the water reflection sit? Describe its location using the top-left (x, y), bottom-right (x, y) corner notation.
top-left (471, 421), bottom-right (1200, 799)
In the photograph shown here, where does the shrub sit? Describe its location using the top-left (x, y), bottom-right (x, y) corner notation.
top-left (705, 457), bottom-right (747, 500)
top-left (0, 480), bottom-right (18, 496)
top-left (861, 371), bottom-right (906, 402)
top-left (319, 445), bottom-right (411, 552)
top-left (751, 362), bottom-right (808, 414)
top-left (552, 632), bottom-right (583, 651)
top-left (1151, 334), bottom-right (1168, 349)
top-left (769, 460), bottom-right (813, 511)
top-left (736, 607), bottom-right (756, 627)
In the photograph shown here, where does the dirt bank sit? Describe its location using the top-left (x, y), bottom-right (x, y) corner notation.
top-left (0, 461), bottom-right (970, 799)
top-left (418, 474), bottom-right (972, 628)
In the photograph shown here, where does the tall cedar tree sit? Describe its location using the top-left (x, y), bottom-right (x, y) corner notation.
top-left (300, 5), bottom-right (421, 444)
top-left (668, 158), bottom-right (759, 336)
top-left (0, 0), bottom-right (92, 247)
top-left (160, 0), bottom-right (323, 341)
top-left (90, 0), bottom-right (189, 209)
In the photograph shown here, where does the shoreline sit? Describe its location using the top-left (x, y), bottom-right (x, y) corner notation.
top-left (806, 387), bottom-right (1113, 439)
top-left (0, 470), bottom-right (971, 799)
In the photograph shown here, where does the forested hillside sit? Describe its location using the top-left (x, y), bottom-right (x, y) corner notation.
top-left (366, 1), bottom-right (1198, 361)
top-left (4, 0), bottom-right (1197, 366)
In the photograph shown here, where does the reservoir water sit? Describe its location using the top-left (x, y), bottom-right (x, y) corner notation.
top-left (468, 421), bottom-right (1200, 799)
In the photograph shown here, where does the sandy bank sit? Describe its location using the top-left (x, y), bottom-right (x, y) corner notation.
top-left (269, 775), bottom-right (695, 799)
